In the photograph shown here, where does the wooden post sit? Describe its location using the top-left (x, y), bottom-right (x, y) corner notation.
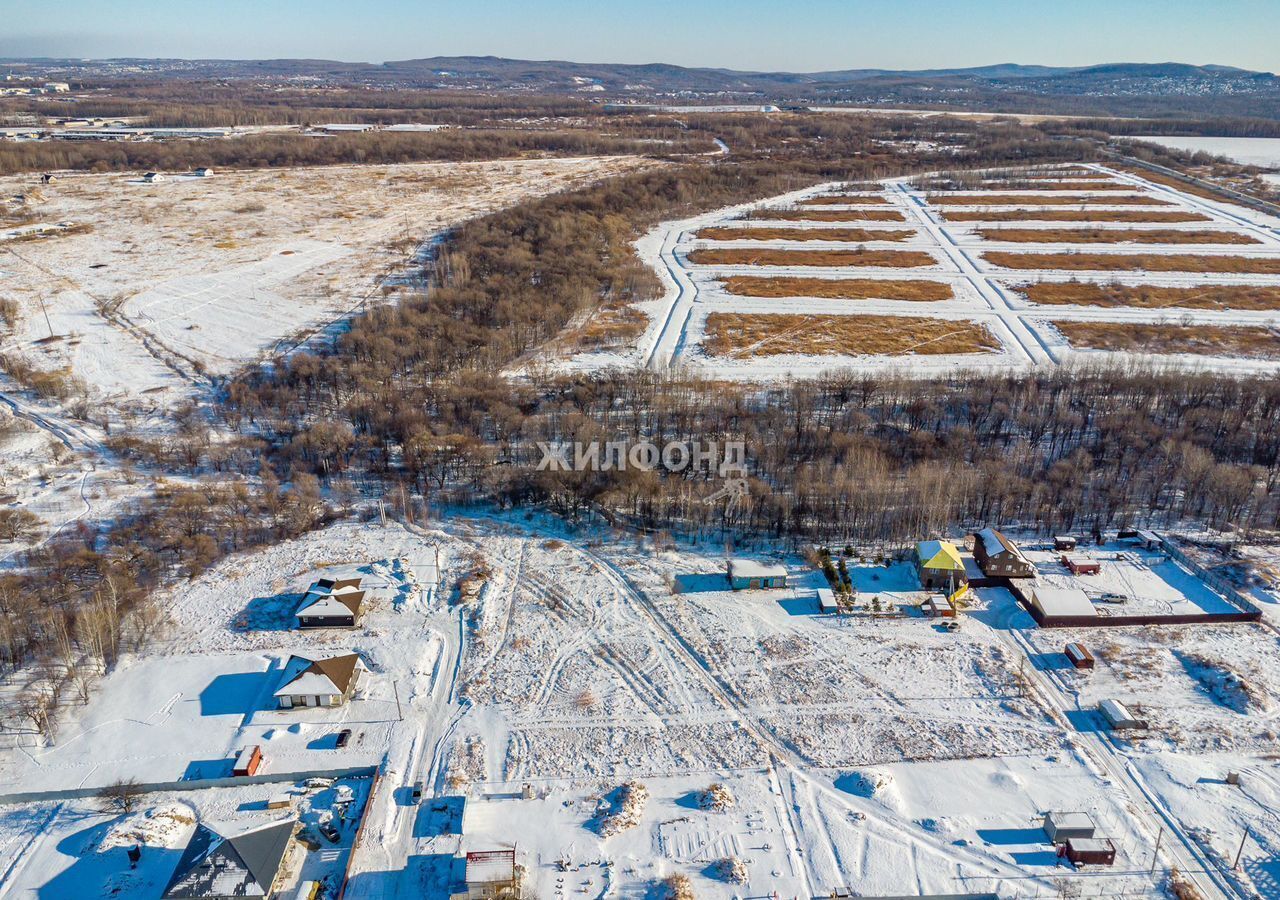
top-left (1233, 828), bottom-right (1249, 870)
top-left (1149, 825), bottom-right (1162, 874)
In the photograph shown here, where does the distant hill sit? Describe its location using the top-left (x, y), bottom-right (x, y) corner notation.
top-left (9, 56), bottom-right (1280, 119)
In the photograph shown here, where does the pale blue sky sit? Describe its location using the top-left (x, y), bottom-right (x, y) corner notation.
top-left (1, 0), bottom-right (1276, 73)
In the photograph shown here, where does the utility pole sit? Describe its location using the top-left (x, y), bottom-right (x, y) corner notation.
top-left (1232, 828), bottom-right (1249, 870)
top-left (1149, 825), bottom-right (1163, 875)
top-left (392, 681), bottom-right (403, 722)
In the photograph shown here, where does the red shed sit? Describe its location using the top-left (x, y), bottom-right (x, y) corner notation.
top-left (1065, 642), bottom-right (1095, 670)
top-left (1062, 555), bottom-right (1101, 575)
top-left (232, 745), bottom-right (263, 777)
top-left (1062, 837), bottom-right (1116, 866)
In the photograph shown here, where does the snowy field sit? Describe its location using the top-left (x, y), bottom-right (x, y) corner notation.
top-left (557, 162), bottom-right (1280, 381)
top-left (0, 156), bottom-right (650, 408)
top-left (1126, 136), bottom-right (1280, 169)
top-left (8, 516), bottom-right (1273, 897)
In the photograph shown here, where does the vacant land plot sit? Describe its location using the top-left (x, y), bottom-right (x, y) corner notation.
top-left (755, 208), bottom-right (907, 222)
top-left (928, 194), bottom-right (1170, 206)
top-left (944, 209), bottom-right (1211, 223)
top-left (1116, 166), bottom-right (1236, 202)
top-left (975, 227), bottom-right (1260, 245)
top-left (974, 180), bottom-right (1132, 190)
top-left (1056, 321), bottom-right (1280, 358)
top-left (721, 276), bottom-right (953, 301)
top-left (688, 248), bottom-right (937, 268)
top-left (799, 195), bottom-right (889, 206)
top-left (1022, 282), bottom-right (1280, 311)
top-left (985, 252), bottom-right (1280, 274)
top-left (703, 312), bottom-right (999, 357)
top-left (696, 226), bottom-right (913, 243)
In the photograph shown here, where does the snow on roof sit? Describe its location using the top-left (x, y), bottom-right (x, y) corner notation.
top-left (1067, 837), bottom-right (1113, 852)
top-left (976, 527), bottom-right (1027, 561)
top-left (816, 588), bottom-right (838, 610)
top-left (295, 589), bottom-right (364, 618)
top-left (916, 539), bottom-right (964, 571)
top-left (1100, 698), bottom-right (1138, 725)
top-left (163, 819), bottom-right (293, 899)
top-left (465, 849), bottom-right (516, 885)
top-left (1046, 811), bottom-right (1096, 831)
top-left (728, 558), bottom-right (787, 579)
top-left (1031, 583), bottom-right (1097, 618)
top-left (274, 653), bottom-right (361, 697)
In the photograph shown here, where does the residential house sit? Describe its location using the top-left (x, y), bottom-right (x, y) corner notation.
top-left (274, 652), bottom-right (364, 709)
top-left (163, 819), bottom-right (294, 899)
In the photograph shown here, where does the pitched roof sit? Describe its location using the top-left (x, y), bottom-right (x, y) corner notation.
top-left (916, 540), bottom-right (964, 571)
top-left (976, 527), bottom-right (1027, 562)
top-left (163, 819), bottom-right (294, 899)
top-left (296, 576), bottom-right (365, 619)
top-left (274, 652), bottom-right (362, 697)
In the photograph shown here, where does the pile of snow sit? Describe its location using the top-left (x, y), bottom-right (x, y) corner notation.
top-left (98, 802), bottom-right (195, 851)
top-left (836, 768), bottom-right (894, 798)
top-left (598, 781), bottom-right (649, 836)
top-left (698, 782), bottom-right (735, 812)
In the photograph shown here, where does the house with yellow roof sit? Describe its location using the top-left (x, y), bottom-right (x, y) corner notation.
top-left (915, 539), bottom-right (967, 591)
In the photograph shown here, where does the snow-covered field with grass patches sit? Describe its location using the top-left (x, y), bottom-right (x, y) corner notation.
top-left (556, 162), bottom-right (1280, 380)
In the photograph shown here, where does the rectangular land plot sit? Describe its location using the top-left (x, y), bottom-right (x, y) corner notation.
top-left (704, 312), bottom-right (1000, 357)
top-left (696, 226), bottom-right (913, 243)
top-left (1021, 282), bottom-right (1280, 311)
top-left (688, 248), bottom-right (937, 268)
top-left (1055, 321), bottom-right (1280, 358)
top-left (985, 252), bottom-right (1280, 274)
top-left (944, 209), bottom-right (1211, 223)
top-left (929, 194), bottom-right (1171, 206)
top-left (976, 228), bottom-right (1260, 245)
top-left (799, 194), bottom-right (890, 205)
top-left (755, 208), bottom-right (908, 222)
top-left (721, 275), bottom-right (954, 301)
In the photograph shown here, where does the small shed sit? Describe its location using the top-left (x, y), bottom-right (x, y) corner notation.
top-left (192, 167), bottom-right (214, 177)
top-left (1135, 529), bottom-right (1161, 550)
top-left (1063, 837), bottom-right (1116, 866)
top-left (233, 745), bottom-right (263, 777)
top-left (1054, 535), bottom-right (1078, 552)
top-left (1065, 642), bottom-right (1094, 670)
top-left (727, 559), bottom-right (787, 590)
top-left (142, 172), bottom-right (165, 183)
top-left (1062, 555), bottom-right (1101, 576)
top-left (923, 594), bottom-right (956, 618)
top-left (816, 588), bottom-right (839, 613)
top-left (1043, 811), bottom-right (1095, 844)
top-left (1099, 698), bottom-right (1148, 730)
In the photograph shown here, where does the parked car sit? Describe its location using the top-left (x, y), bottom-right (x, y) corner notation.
top-left (944, 620), bottom-right (961, 632)
top-left (335, 728), bottom-right (352, 749)
top-left (319, 818), bottom-right (341, 843)
top-left (1097, 592), bottom-right (1127, 605)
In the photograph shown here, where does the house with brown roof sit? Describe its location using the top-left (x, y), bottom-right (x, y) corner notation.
top-left (274, 652), bottom-right (365, 709)
top-left (972, 527), bottom-right (1035, 579)
top-left (294, 576), bottom-right (365, 628)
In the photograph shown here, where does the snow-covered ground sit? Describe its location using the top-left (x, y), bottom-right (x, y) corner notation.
top-left (6, 514), bottom-right (1275, 897)
top-left (1126, 136), bottom-right (1280, 170)
top-left (0, 156), bottom-right (651, 409)
top-left (557, 163), bottom-right (1280, 381)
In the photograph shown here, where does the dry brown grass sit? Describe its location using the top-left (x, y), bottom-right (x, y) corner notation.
top-left (928, 194), bottom-right (1170, 206)
top-left (976, 227), bottom-right (1260, 245)
top-left (756, 209), bottom-right (907, 222)
top-left (799, 195), bottom-right (889, 206)
top-left (722, 275), bottom-right (953, 301)
top-left (985, 252), bottom-right (1280, 274)
top-left (688, 248), bottom-right (936, 268)
top-left (1055, 321), bottom-right (1280, 359)
top-left (1024, 282), bottom-right (1280, 311)
top-left (943, 209), bottom-right (1210, 223)
top-left (703, 313), bottom-right (999, 357)
top-left (1116, 166), bottom-right (1234, 202)
top-left (976, 180), bottom-right (1132, 191)
top-left (697, 226), bottom-right (912, 243)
